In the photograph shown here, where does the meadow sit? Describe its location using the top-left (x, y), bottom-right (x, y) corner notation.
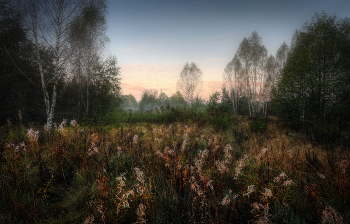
top-left (0, 107), bottom-right (349, 223)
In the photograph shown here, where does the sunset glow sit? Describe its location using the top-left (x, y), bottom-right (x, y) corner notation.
top-left (106, 0), bottom-right (350, 101)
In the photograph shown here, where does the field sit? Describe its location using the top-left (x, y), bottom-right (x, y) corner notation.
top-left (1, 108), bottom-right (349, 223)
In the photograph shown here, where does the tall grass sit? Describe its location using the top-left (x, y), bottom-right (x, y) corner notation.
top-left (0, 113), bottom-right (349, 223)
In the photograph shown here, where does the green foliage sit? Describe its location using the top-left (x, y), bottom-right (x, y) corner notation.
top-left (191, 95), bottom-right (206, 111)
top-left (0, 4), bottom-right (46, 125)
top-left (220, 86), bottom-right (233, 113)
top-left (211, 115), bottom-right (229, 131)
top-left (249, 117), bottom-right (269, 133)
top-left (120, 94), bottom-right (138, 112)
top-left (273, 12), bottom-right (350, 128)
top-left (139, 90), bottom-right (159, 110)
top-left (206, 91), bottom-right (234, 115)
top-left (169, 91), bottom-right (188, 108)
top-left (158, 91), bottom-right (170, 107)
top-left (206, 91), bottom-right (221, 114)
top-left (273, 202), bottom-right (307, 224)
top-left (311, 117), bottom-right (341, 143)
top-left (58, 55), bottom-right (122, 122)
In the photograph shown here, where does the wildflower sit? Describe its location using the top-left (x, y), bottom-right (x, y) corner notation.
top-left (84, 215), bottom-right (95, 224)
top-left (122, 200), bottom-right (130, 208)
top-left (234, 156), bottom-right (247, 179)
top-left (127, 190), bottom-right (135, 197)
top-left (194, 149), bottom-right (208, 171)
top-left (155, 137), bottom-right (162, 144)
top-left (27, 128), bottom-right (39, 142)
top-left (20, 142), bottom-right (26, 151)
top-left (135, 203), bottom-right (147, 224)
top-left (214, 145), bottom-right (220, 153)
top-left (224, 144), bottom-right (233, 162)
top-left (190, 181), bottom-right (203, 196)
top-left (208, 138), bottom-right (212, 146)
top-left (164, 146), bottom-right (173, 155)
top-left (117, 146), bottom-right (122, 155)
top-left (181, 134), bottom-right (188, 152)
top-left (221, 195), bottom-right (231, 206)
top-left (116, 174), bottom-right (126, 187)
top-left (216, 160), bottom-right (229, 174)
top-left (317, 173), bottom-right (325, 179)
top-left (155, 150), bottom-right (164, 158)
top-left (97, 205), bottom-right (106, 222)
top-left (251, 202), bottom-right (263, 212)
top-left (70, 119), bottom-right (78, 127)
top-left (262, 188), bottom-right (273, 198)
top-left (213, 134), bottom-right (218, 145)
top-left (207, 180), bottom-right (214, 191)
top-left (258, 148), bottom-right (268, 159)
top-left (243, 185), bottom-right (255, 197)
top-left (282, 180), bottom-right (294, 186)
top-left (134, 167), bottom-right (145, 184)
top-left (137, 185), bottom-right (147, 195)
top-left (88, 133), bottom-right (99, 156)
top-left (44, 124), bottom-right (50, 132)
top-left (58, 119), bottom-right (67, 132)
top-left (274, 172), bottom-right (288, 183)
top-left (5, 143), bottom-right (15, 148)
top-left (233, 194), bottom-right (240, 201)
top-left (133, 134), bottom-right (138, 145)
top-left (322, 206), bottom-right (344, 224)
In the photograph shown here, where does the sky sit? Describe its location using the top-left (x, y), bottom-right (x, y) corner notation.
top-left (105, 0), bottom-right (350, 102)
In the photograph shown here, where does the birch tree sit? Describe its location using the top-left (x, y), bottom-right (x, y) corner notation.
top-left (275, 41), bottom-right (289, 83)
top-left (222, 54), bottom-right (244, 114)
top-left (68, 0), bottom-right (108, 116)
top-left (235, 31), bottom-right (268, 117)
top-left (177, 62), bottom-right (203, 107)
top-left (21, 0), bottom-right (83, 129)
top-left (261, 55), bottom-right (277, 116)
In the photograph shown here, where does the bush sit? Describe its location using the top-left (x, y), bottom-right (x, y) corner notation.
top-left (211, 115), bottom-right (229, 131)
top-left (249, 117), bottom-right (268, 133)
top-left (311, 117), bottom-right (341, 144)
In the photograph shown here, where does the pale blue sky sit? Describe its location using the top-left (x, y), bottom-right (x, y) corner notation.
top-left (105, 0), bottom-right (350, 101)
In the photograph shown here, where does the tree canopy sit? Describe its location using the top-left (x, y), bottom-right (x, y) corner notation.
top-left (273, 12), bottom-right (350, 126)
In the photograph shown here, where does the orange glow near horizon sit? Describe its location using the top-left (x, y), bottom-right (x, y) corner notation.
top-left (119, 59), bottom-right (229, 102)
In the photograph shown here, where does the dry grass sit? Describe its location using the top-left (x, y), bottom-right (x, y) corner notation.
top-left (0, 116), bottom-right (349, 223)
